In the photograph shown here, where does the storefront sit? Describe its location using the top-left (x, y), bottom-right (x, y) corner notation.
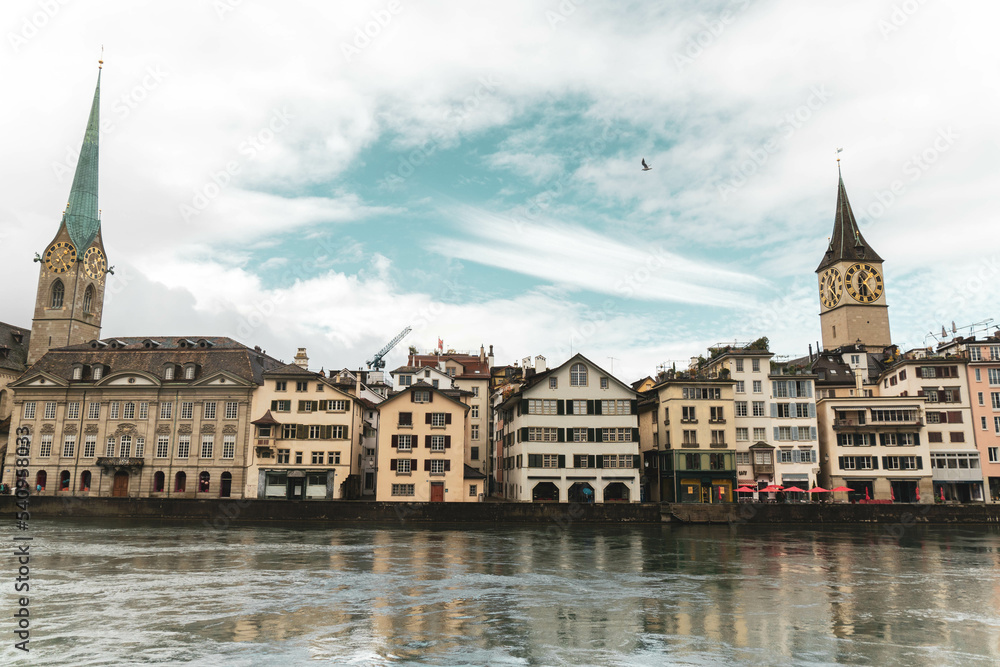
top-left (664, 450), bottom-right (737, 503)
top-left (258, 469), bottom-right (336, 500)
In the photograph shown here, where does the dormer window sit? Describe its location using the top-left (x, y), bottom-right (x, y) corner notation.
top-left (92, 366), bottom-right (103, 381)
top-left (164, 366), bottom-right (175, 380)
top-left (184, 365), bottom-right (196, 380)
top-left (196, 339), bottom-right (214, 348)
top-left (72, 365), bottom-right (83, 381)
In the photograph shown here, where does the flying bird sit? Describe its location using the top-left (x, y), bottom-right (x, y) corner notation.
top-left (641, 159), bottom-right (652, 171)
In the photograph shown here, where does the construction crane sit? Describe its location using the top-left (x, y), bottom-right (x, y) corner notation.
top-left (367, 326), bottom-right (412, 370)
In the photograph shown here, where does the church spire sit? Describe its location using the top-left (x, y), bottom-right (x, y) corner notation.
top-left (64, 63), bottom-right (102, 252)
top-left (816, 166), bottom-right (883, 272)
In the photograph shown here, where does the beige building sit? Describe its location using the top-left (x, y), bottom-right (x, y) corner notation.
top-left (247, 363), bottom-right (365, 500)
top-left (376, 382), bottom-right (480, 502)
top-left (2, 337), bottom-right (282, 498)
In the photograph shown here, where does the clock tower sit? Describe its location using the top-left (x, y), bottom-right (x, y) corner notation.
top-left (816, 166), bottom-right (891, 352)
top-left (27, 64), bottom-right (109, 366)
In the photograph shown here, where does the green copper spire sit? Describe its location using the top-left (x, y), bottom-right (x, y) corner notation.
top-left (64, 67), bottom-right (101, 252)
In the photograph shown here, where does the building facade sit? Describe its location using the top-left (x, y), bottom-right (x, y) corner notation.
top-left (496, 355), bottom-right (640, 503)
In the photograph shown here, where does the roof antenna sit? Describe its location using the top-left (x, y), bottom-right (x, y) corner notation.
top-left (99, 45), bottom-right (104, 69)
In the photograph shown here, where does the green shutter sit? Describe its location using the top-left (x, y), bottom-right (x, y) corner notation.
top-left (270, 400), bottom-right (277, 410)
top-left (558, 455), bottom-right (565, 468)
top-left (296, 424), bottom-right (307, 439)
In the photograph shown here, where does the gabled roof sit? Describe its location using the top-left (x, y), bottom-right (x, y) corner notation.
top-left (500, 353), bottom-right (638, 407)
top-left (376, 381), bottom-right (470, 411)
top-left (817, 169), bottom-right (884, 272)
top-left (263, 362), bottom-right (317, 377)
top-left (464, 464), bottom-right (486, 480)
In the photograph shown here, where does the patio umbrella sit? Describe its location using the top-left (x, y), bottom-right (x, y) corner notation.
top-left (831, 486), bottom-right (853, 492)
top-left (915, 487), bottom-right (921, 502)
top-left (864, 487), bottom-right (870, 501)
top-left (808, 486), bottom-right (831, 493)
top-left (735, 486), bottom-right (756, 493)
top-left (940, 486), bottom-right (945, 502)
top-left (890, 486), bottom-right (895, 501)
top-left (783, 486), bottom-right (807, 493)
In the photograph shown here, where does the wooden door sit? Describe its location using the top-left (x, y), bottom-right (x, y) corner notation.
top-left (430, 482), bottom-right (444, 502)
top-left (112, 471), bottom-right (129, 497)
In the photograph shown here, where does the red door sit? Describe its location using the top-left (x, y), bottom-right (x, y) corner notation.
top-left (430, 482), bottom-right (444, 502)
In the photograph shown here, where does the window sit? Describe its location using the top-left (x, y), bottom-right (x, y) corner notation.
top-left (752, 401), bottom-right (765, 417)
top-left (175, 472), bottom-right (187, 492)
top-left (83, 436), bottom-right (96, 458)
top-left (397, 459), bottom-right (412, 474)
top-left (37, 435), bottom-right (52, 457)
top-left (752, 359), bottom-right (761, 372)
top-left (471, 425), bottom-right (479, 440)
top-left (775, 404), bottom-right (791, 418)
top-left (971, 347), bottom-right (983, 361)
top-left (311, 451), bottom-right (323, 464)
top-left (156, 436), bottom-right (169, 458)
top-left (710, 406), bottom-right (724, 422)
top-left (105, 436), bottom-right (115, 456)
top-left (983, 416), bottom-right (988, 430)
top-left (22, 402), bottom-right (36, 420)
top-left (413, 390), bottom-right (431, 403)
top-left (430, 436), bottom-right (446, 451)
top-left (603, 428), bottom-right (633, 442)
top-left (199, 472), bottom-right (210, 492)
top-left (397, 375), bottom-right (412, 386)
top-left (682, 430), bottom-right (697, 445)
top-left (87, 402), bottom-right (100, 419)
top-left (430, 459), bottom-right (446, 474)
top-left (431, 413), bottom-right (447, 427)
top-left (736, 452), bottom-right (750, 465)
top-left (92, 366), bottom-right (103, 381)
top-left (736, 427), bottom-right (748, 441)
top-left (66, 402), bottom-right (80, 419)
top-left (735, 359), bottom-right (744, 372)
top-left (571, 400), bottom-right (587, 415)
top-left (160, 402), bottom-right (173, 419)
top-left (990, 369), bottom-right (1000, 385)
top-left (295, 452), bottom-right (303, 464)
top-left (570, 363), bottom-right (588, 386)
top-left (600, 400), bottom-right (632, 415)
top-left (308, 425), bottom-right (323, 439)
top-left (222, 435), bottom-right (235, 459)
top-left (122, 402), bottom-right (135, 420)
top-left (109, 402), bottom-right (120, 419)
top-left (528, 427), bottom-right (559, 442)
top-left (138, 402), bottom-right (148, 419)
top-left (600, 377), bottom-right (609, 389)
top-left (572, 428), bottom-right (588, 442)
top-left (72, 366), bottom-right (83, 380)
top-left (992, 392), bottom-right (1000, 410)
top-left (177, 436), bottom-right (190, 459)
top-left (164, 366), bottom-right (175, 381)
top-left (277, 449), bottom-right (290, 464)
top-left (529, 399), bottom-right (558, 415)
top-left (949, 432), bottom-right (965, 443)
top-left (991, 346), bottom-right (1000, 361)
top-left (200, 435), bottom-right (213, 458)
top-left (41, 402), bottom-right (57, 420)
top-left (272, 400), bottom-right (291, 413)
top-left (735, 381), bottom-right (745, 393)
top-left (203, 402), bottom-right (217, 420)
top-left (324, 400), bottom-right (348, 411)
top-left (296, 381), bottom-right (308, 392)
top-left (280, 423), bottom-right (296, 439)
top-left (180, 402), bottom-right (194, 419)
top-left (777, 427), bottom-right (792, 441)
top-left (135, 437), bottom-right (145, 458)
top-left (470, 447), bottom-right (479, 460)
top-left (397, 435), bottom-right (413, 451)
top-left (51, 280), bottom-right (64, 308)
top-left (753, 427), bottom-right (766, 441)
top-left (326, 451), bottom-right (340, 465)
top-left (711, 430), bottom-right (725, 445)
top-left (753, 380), bottom-right (762, 393)
top-left (274, 381), bottom-right (287, 391)
top-left (225, 402), bottom-right (239, 419)
top-left (62, 435), bottom-right (76, 458)
top-left (392, 484), bottom-right (415, 496)
top-left (778, 449), bottom-right (793, 464)
top-left (682, 406), bottom-right (696, 421)
top-left (990, 447), bottom-right (999, 463)
top-left (398, 412), bottom-right (413, 426)
top-left (469, 484), bottom-right (478, 497)
top-left (547, 376), bottom-right (558, 389)
top-left (471, 405), bottom-right (479, 418)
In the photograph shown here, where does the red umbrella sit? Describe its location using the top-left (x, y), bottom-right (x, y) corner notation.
top-left (890, 486), bottom-right (895, 502)
top-left (735, 486), bottom-right (756, 493)
top-left (831, 486), bottom-right (853, 492)
top-left (864, 487), bottom-right (870, 501)
top-left (808, 486), bottom-right (831, 493)
top-left (783, 486), bottom-right (807, 493)
top-left (915, 487), bottom-right (921, 502)
top-left (760, 485), bottom-right (783, 493)
top-left (940, 487), bottom-right (945, 502)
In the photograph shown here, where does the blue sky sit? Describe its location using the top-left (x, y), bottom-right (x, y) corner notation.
top-left (2, 0), bottom-right (998, 381)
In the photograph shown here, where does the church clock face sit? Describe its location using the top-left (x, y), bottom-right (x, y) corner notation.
top-left (44, 241), bottom-right (77, 274)
top-left (844, 263), bottom-right (884, 303)
top-left (819, 268), bottom-right (843, 308)
top-left (83, 247), bottom-right (107, 281)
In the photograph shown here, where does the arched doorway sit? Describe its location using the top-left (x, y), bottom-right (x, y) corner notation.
top-left (532, 482), bottom-right (559, 502)
top-left (153, 471), bottom-right (165, 493)
top-left (604, 482), bottom-right (630, 502)
top-left (220, 472), bottom-right (232, 498)
top-left (112, 471), bottom-right (130, 497)
top-left (79, 470), bottom-right (92, 492)
top-left (35, 470), bottom-right (47, 492)
top-left (568, 482), bottom-right (594, 504)
top-left (59, 470), bottom-right (71, 491)
top-left (175, 471), bottom-right (187, 492)
top-left (199, 471), bottom-right (210, 493)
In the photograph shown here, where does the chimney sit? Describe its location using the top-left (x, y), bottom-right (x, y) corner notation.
top-left (534, 355), bottom-right (546, 373)
top-left (294, 348), bottom-right (309, 369)
top-left (488, 345), bottom-right (495, 369)
top-left (808, 343), bottom-right (813, 363)
top-left (522, 356), bottom-right (531, 370)
top-left (356, 368), bottom-right (362, 396)
top-left (480, 344), bottom-right (486, 363)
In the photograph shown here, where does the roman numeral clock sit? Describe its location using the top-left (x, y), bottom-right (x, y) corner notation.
top-left (844, 263), bottom-right (884, 303)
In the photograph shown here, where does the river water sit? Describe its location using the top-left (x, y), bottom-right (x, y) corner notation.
top-left (6, 519), bottom-right (1000, 665)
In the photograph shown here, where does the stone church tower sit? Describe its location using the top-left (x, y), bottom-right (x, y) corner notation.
top-left (816, 166), bottom-right (891, 352)
top-left (27, 65), bottom-right (109, 366)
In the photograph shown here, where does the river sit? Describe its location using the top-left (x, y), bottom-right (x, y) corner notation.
top-left (5, 519), bottom-right (1000, 665)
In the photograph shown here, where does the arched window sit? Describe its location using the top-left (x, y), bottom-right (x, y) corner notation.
top-left (83, 284), bottom-right (95, 313)
top-left (153, 471), bottom-right (165, 493)
top-left (199, 471), bottom-right (210, 493)
top-left (175, 471), bottom-right (186, 492)
top-left (60, 470), bottom-right (71, 491)
top-left (51, 280), bottom-right (65, 308)
top-left (220, 471), bottom-right (232, 498)
top-left (79, 470), bottom-right (91, 491)
top-left (570, 363), bottom-right (588, 387)
top-left (35, 470), bottom-right (47, 491)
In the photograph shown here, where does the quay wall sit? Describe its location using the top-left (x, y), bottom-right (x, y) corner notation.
top-left (3, 497), bottom-right (1000, 525)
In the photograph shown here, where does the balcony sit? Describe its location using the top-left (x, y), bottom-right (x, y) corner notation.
top-left (709, 442), bottom-right (728, 449)
top-left (680, 442), bottom-right (699, 448)
top-left (752, 463), bottom-right (774, 475)
top-left (709, 418), bottom-right (726, 424)
top-left (680, 418), bottom-right (698, 424)
top-left (663, 419), bottom-right (670, 426)
top-left (96, 457), bottom-right (144, 473)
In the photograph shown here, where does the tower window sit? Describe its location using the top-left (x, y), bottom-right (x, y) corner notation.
top-left (83, 285), bottom-right (95, 313)
top-left (51, 280), bottom-right (65, 308)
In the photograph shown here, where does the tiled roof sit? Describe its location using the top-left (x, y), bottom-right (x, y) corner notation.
top-left (22, 336), bottom-right (284, 385)
top-left (0, 321), bottom-right (30, 374)
top-left (464, 464), bottom-right (486, 480)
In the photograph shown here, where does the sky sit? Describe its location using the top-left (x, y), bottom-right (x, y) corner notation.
top-left (2, 0), bottom-right (998, 382)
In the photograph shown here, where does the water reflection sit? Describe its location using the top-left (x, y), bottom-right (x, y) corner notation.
top-left (20, 520), bottom-right (1000, 665)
